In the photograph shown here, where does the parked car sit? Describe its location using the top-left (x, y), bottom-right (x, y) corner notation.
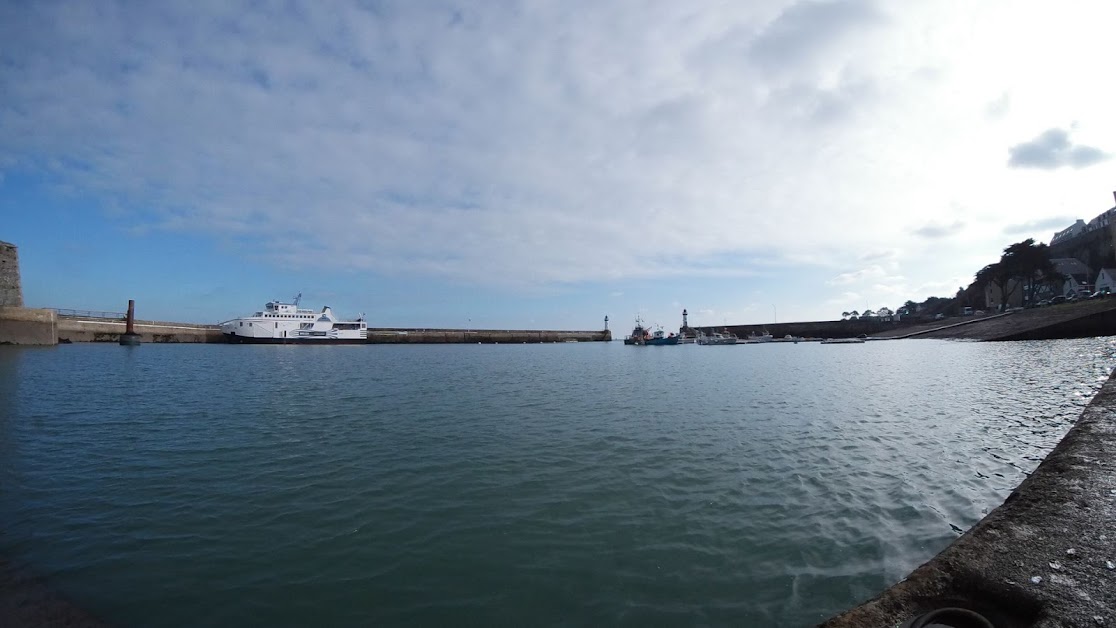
top-left (1050, 295), bottom-right (1067, 305)
top-left (1090, 288), bottom-right (1112, 299)
top-left (934, 313), bottom-right (945, 320)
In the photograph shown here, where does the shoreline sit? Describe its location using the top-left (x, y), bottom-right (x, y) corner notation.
top-left (822, 367), bottom-right (1116, 626)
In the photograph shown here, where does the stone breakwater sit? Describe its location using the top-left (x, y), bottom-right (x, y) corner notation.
top-left (821, 369), bottom-right (1116, 627)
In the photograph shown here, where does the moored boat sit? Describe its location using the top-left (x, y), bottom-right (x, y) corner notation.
top-left (646, 327), bottom-right (680, 345)
top-left (623, 318), bottom-right (647, 345)
top-left (624, 318), bottom-right (679, 345)
top-left (698, 329), bottom-right (738, 345)
top-left (220, 294), bottom-right (367, 344)
top-left (741, 330), bottom-right (774, 344)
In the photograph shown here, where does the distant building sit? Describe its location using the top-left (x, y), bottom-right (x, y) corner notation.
top-left (1046, 193), bottom-right (1116, 279)
top-left (1051, 219), bottom-right (1087, 246)
top-left (1049, 258), bottom-right (1094, 298)
top-left (1096, 268), bottom-right (1116, 293)
top-left (1087, 207), bottom-right (1116, 231)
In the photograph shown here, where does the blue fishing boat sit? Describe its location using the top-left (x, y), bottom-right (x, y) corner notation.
top-left (646, 328), bottom-right (680, 345)
top-left (624, 318), bottom-right (678, 345)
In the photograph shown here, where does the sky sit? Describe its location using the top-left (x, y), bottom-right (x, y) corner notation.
top-left (1, 0), bottom-right (1114, 331)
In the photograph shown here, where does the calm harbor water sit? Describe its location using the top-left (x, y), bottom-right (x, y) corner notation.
top-left (1, 339), bottom-right (1115, 627)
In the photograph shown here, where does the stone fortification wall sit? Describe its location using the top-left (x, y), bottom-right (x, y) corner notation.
top-left (0, 241), bottom-right (23, 307)
top-left (0, 307), bottom-right (56, 345)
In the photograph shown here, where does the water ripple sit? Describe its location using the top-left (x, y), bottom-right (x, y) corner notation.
top-left (0, 338), bottom-right (1114, 627)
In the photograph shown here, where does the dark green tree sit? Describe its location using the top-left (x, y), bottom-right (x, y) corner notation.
top-left (976, 262), bottom-right (1017, 311)
top-left (1000, 239), bottom-right (1062, 305)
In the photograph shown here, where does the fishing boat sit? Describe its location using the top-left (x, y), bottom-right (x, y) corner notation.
top-left (697, 329), bottom-right (738, 345)
top-left (220, 294), bottom-right (367, 344)
top-left (624, 319), bottom-right (679, 345)
top-left (624, 318), bottom-right (648, 345)
top-left (646, 327), bottom-right (680, 346)
top-left (740, 330), bottom-right (775, 344)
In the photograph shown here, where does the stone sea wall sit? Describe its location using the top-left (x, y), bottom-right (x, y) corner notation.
top-left (821, 369), bottom-right (1116, 627)
top-left (0, 307), bottom-right (56, 345)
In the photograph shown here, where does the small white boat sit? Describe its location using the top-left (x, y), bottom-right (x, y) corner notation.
top-left (220, 294), bottom-right (367, 344)
top-left (698, 330), bottom-right (738, 345)
top-left (740, 331), bottom-right (774, 344)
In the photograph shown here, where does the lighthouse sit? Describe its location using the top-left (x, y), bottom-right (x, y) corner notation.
top-left (680, 308), bottom-right (694, 340)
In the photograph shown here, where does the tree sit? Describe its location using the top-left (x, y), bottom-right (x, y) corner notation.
top-left (981, 239), bottom-right (1063, 307)
top-left (849, 310), bottom-right (860, 319)
top-left (841, 311), bottom-right (850, 320)
top-left (1010, 241), bottom-right (1059, 303)
top-left (976, 262), bottom-right (1018, 312)
top-left (862, 309), bottom-right (876, 318)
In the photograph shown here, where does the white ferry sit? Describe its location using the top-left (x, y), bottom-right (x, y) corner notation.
top-left (220, 294), bottom-right (367, 344)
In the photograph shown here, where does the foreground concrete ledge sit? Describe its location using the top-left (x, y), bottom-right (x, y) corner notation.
top-left (822, 370), bottom-right (1116, 627)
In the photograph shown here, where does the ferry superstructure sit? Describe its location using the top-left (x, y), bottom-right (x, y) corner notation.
top-left (220, 294), bottom-right (367, 344)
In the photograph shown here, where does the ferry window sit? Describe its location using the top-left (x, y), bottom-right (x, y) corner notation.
top-left (275, 323), bottom-right (278, 329)
top-left (239, 322), bottom-right (243, 327)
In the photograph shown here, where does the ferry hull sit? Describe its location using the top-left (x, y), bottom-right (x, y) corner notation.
top-left (223, 333), bottom-right (366, 345)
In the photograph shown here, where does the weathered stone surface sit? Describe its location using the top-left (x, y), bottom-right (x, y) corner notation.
top-left (0, 307), bottom-right (56, 345)
top-left (55, 317), bottom-right (224, 343)
top-left (821, 370), bottom-right (1116, 627)
top-left (0, 241), bottom-right (23, 308)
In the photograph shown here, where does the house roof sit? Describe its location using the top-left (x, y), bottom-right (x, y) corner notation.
top-left (1051, 258), bottom-right (1092, 277)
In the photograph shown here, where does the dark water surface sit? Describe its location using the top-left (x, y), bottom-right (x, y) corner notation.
top-left (1, 339), bottom-right (1114, 627)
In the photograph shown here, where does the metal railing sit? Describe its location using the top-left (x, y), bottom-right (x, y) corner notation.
top-left (53, 308), bottom-right (126, 320)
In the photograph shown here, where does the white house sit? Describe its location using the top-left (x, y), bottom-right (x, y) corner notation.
top-left (1096, 268), bottom-right (1116, 293)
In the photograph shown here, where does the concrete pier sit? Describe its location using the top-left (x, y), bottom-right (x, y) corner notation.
top-left (55, 316), bottom-right (224, 343)
top-left (822, 369), bottom-right (1116, 627)
top-left (367, 328), bottom-right (611, 344)
top-left (0, 307), bottom-right (57, 345)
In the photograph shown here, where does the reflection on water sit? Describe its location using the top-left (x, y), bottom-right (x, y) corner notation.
top-left (0, 338), bottom-right (1113, 627)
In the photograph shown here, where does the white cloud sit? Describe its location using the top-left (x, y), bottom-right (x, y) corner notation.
top-left (1, 0), bottom-right (1115, 318)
